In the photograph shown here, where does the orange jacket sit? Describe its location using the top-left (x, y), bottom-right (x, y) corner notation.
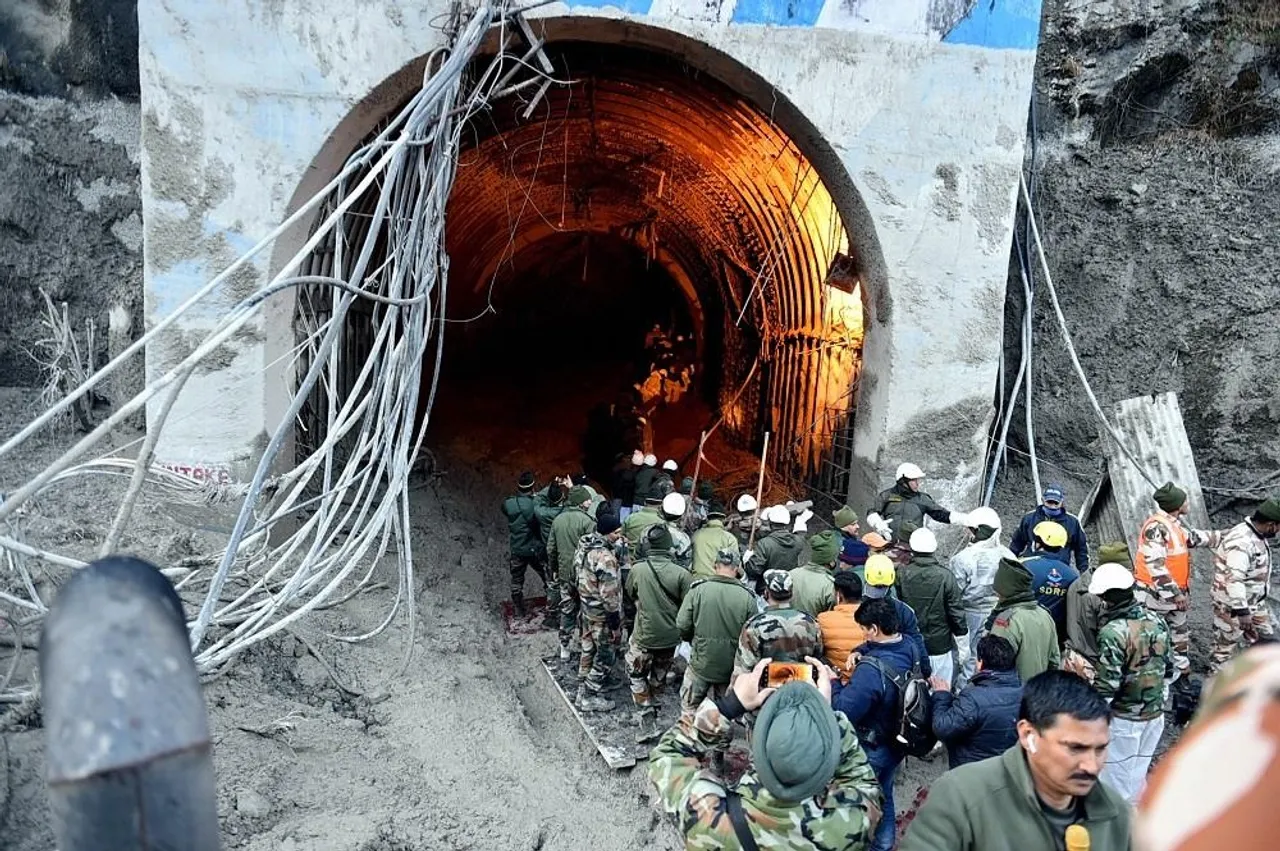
top-left (1135, 513), bottom-right (1190, 590)
top-left (817, 603), bottom-right (867, 682)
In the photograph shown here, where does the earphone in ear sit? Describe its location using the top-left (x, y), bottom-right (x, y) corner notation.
top-left (1027, 734), bottom-right (1039, 754)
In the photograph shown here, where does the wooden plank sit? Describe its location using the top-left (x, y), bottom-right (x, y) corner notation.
top-left (540, 656), bottom-right (681, 770)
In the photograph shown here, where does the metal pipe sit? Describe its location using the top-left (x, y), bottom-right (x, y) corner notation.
top-left (42, 557), bottom-right (219, 851)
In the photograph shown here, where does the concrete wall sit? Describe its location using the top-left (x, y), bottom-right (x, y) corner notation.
top-left (138, 0), bottom-right (1042, 509)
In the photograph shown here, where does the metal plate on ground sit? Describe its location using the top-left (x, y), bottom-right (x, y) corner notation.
top-left (540, 654), bottom-right (681, 770)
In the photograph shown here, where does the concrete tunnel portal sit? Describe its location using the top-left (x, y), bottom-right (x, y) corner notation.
top-left (298, 27), bottom-right (883, 497)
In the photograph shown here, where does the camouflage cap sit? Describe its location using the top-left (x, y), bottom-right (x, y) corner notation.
top-left (716, 547), bottom-right (741, 568)
top-left (764, 569), bottom-right (793, 599)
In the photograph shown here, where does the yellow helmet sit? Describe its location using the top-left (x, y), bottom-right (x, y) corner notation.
top-left (1033, 520), bottom-right (1069, 549)
top-left (864, 553), bottom-right (897, 587)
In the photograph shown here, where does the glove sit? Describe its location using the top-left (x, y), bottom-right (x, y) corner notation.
top-left (949, 511), bottom-right (970, 527)
top-left (793, 509), bottom-right (813, 533)
top-left (743, 549), bottom-right (754, 564)
top-left (866, 513), bottom-right (892, 538)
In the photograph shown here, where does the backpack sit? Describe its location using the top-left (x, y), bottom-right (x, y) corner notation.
top-left (859, 653), bottom-right (937, 758)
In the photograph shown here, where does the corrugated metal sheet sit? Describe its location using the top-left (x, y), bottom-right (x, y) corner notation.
top-left (1080, 392), bottom-right (1210, 571)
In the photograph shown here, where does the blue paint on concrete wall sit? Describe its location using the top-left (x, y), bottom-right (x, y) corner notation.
top-left (151, 259), bottom-right (209, 318)
top-left (943, 0), bottom-right (1043, 50)
top-left (567, 0), bottom-right (654, 15)
top-left (731, 0), bottom-right (824, 27)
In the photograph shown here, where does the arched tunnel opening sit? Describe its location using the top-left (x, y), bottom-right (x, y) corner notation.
top-left (299, 33), bottom-right (871, 500)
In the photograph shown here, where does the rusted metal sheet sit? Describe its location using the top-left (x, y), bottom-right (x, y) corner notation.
top-left (1080, 391), bottom-right (1210, 557)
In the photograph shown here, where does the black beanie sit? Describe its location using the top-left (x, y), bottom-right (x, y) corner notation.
top-left (597, 511), bottom-right (622, 535)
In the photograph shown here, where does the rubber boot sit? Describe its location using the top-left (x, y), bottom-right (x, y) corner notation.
top-left (512, 594), bottom-right (526, 618)
top-left (559, 641), bottom-right (571, 662)
top-left (542, 607), bottom-right (559, 630)
top-left (576, 686), bottom-right (616, 713)
top-left (635, 708), bottom-right (662, 743)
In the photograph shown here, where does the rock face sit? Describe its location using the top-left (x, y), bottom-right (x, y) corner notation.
top-left (994, 0), bottom-right (1280, 513)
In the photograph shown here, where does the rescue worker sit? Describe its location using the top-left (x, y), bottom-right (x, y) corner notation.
top-left (817, 570), bottom-right (866, 682)
top-left (861, 554), bottom-right (931, 675)
top-left (1009, 483), bottom-right (1090, 572)
top-left (728, 493), bottom-right (760, 550)
top-left (902, 671), bottom-right (1131, 851)
top-left (690, 502), bottom-right (738, 579)
top-left (662, 458), bottom-right (679, 477)
top-left (743, 505), bottom-right (802, 593)
top-left (950, 506), bottom-right (1013, 688)
top-left (733, 570), bottom-right (823, 676)
top-left (1207, 496), bottom-right (1280, 672)
top-left (649, 658), bottom-right (882, 850)
top-left (574, 509), bottom-right (624, 712)
top-left (868, 462), bottom-right (965, 545)
top-left (1090, 560), bottom-right (1173, 805)
top-left (548, 486), bottom-right (596, 660)
top-left (621, 478), bottom-right (666, 548)
top-left (627, 525), bottom-right (694, 742)
top-left (534, 482), bottom-right (566, 609)
top-left (897, 527), bottom-right (966, 687)
top-left (788, 529), bottom-right (841, 618)
top-left (833, 505), bottom-right (870, 572)
top-left (675, 548), bottom-right (757, 772)
top-left (633, 454), bottom-right (659, 511)
top-left (831, 598), bottom-right (924, 851)
top-left (1022, 520), bottom-right (1078, 643)
top-left (1062, 542), bottom-right (1131, 683)
top-left (501, 471), bottom-right (545, 619)
top-left (660, 492), bottom-right (694, 570)
top-left (986, 558), bottom-right (1061, 683)
top-left (613, 450), bottom-right (642, 519)
top-left (1134, 481), bottom-right (1216, 681)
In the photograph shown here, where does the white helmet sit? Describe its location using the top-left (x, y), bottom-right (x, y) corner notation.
top-left (662, 492), bottom-right (687, 518)
top-left (631, 450), bottom-right (645, 466)
top-left (965, 506), bottom-right (1002, 530)
top-left (765, 505), bottom-right (791, 526)
top-left (1088, 562), bottom-right (1135, 595)
top-left (736, 494), bottom-right (758, 514)
top-left (909, 527), bottom-right (938, 554)
top-left (662, 459), bottom-right (678, 472)
top-left (644, 454), bottom-right (658, 467)
top-left (895, 462), bottom-right (926, 481)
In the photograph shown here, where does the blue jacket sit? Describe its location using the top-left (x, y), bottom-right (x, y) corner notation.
top-left (838, 533), bottom-right (870, 569)
top-left (1022, 554), bottom-right (1078, 643)
top-left (892, 598), bottom-right (932, 678)
top-left (1009, 506), bottom-right (1089, 572)
top-left (831, 637), bottom-right (924, 753)
top-left (931, 668), bottom-right (1023, 769)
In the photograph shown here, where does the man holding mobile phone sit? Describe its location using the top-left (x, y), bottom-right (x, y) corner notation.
top-left (649, 656), bottom-right (882, 850)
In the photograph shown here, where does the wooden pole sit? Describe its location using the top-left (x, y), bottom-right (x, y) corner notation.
top-left (746, 432), bottom-right (771, 552)
top-left (685, 431), bottom-right (708, 521)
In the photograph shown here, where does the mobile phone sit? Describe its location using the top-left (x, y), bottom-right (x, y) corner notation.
top-left (759, 662), bottom-right (818, 689)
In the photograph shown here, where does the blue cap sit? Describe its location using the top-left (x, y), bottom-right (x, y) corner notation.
top-left (1043, 485), bottom-right (1065, 505)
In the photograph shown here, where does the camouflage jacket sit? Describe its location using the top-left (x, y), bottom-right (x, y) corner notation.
top-left (1094, 604), bottom-right (1173, 721)
top-left (1139, 510), bottom-right (1215, 605)
top-left (667, 522), bottom-right (694, 570)
top-left (1207, 521), bottom-right (1274, 615)
top-left (734, 606), bottom-right (824, 676)
top-left (575, 533), bottom-right (623, 622)
top-left (649, 694), bottom-right (882, 851)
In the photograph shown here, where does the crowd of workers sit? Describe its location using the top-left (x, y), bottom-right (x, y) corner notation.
top-left (500, 455), bottom-right (1280, 850)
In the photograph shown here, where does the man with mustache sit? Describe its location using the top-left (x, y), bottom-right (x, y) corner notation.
top-left (900, 670), bottom-right (1131, 851)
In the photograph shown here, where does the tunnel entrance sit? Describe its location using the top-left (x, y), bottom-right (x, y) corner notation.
top-left (297, 31), bottom-right (871, 500)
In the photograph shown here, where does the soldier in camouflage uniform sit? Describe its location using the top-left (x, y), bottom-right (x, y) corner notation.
top-left (1133, 482), bottom-right (1222, 681)
top-left (574, 509), bottom-right (625, 712)
top-left (1207, 498), bottom-right (1280, 673)
top-left (734, 570), bottom-right (823, 677)
top-left (548, 486), bottom-right (597, 660)
top-left (1088, 562), bottom-right (1173, 804)
top-left (649, 657), bottom-right (882, 851)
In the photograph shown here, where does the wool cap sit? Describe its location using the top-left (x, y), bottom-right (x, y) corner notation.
top-left (833, 505), bottom-right (859, 528)
top-left (517, 471), bottom-right (535, 490)
top-left (645, 524), bottom-right (673, 552)
top-left (808, 530), bottom-right (841, 566)
top-left (1154, 481), bottom-right (1188, 513)
top-left (753, 681), bottom-right (842, 802)
top-left (1097, 541), bottom-right (1132, 568)
top-left (1258, 498), bottom-right (1280, 523)
top-left (596, 511), bottom-right (622, 535)
top-left (567, 486), bottom-right (591, 506)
